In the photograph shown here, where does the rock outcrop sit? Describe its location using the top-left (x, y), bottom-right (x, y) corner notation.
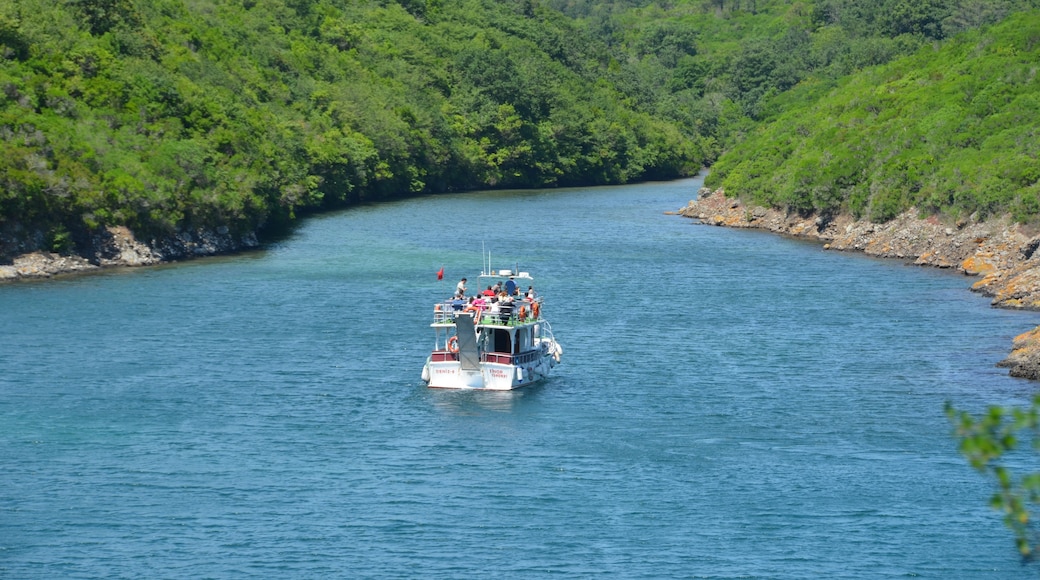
top-left (0, 224), bottom-right (259, 281)
top-left (679, 187), bottom-right (1040, 380)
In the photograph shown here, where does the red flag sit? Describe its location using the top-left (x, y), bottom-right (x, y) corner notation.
top-left (436, 267), bottom-right (444, 280)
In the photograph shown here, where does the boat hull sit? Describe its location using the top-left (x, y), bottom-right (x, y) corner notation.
top-left (423, 346), bottom-right (559, 390)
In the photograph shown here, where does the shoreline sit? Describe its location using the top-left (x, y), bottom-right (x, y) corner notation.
top-left (0, 225), bottom-right (260, 282)
top-left (678, 187), bottom-right (1040, 381)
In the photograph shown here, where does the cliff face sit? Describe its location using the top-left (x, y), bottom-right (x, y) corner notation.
top-left (679, 188), bottom-right (1040, 380)
top-left (0, 225), bottom-right (260, 281)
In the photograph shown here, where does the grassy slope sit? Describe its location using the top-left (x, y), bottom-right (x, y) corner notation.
top-left (706, 10), bottom-right (1040, 224)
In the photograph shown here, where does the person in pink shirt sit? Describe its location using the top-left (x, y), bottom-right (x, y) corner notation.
top-left (465, 295), bottom-right (487, 322)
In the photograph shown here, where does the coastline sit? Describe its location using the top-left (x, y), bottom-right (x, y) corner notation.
top-left (678, 187), bottom-right (1040, 381)
top-left (0, 225), bottom-right (260, 281)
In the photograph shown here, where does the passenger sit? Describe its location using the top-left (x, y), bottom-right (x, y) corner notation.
top-left (463, 296), bottom-right (482, 319)
top-left (505, 276), bottom-right (517, 296)
top-left (488, 297), bottom-right (501, 322)
top-left (526, 286), bottom-right (536, 300)
top-left (472, 295), bottom-right (487, 322)
top-left (498, 292), bottom-right (514, 323)
top-left (492, 281), bottom-right (503, 294)
top-left (482, 285), bottom-right (495, 297)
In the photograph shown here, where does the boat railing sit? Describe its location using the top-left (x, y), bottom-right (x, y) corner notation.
top-left (432, 349), bottom-right (544, 365)
top-left (482, 350), bottom-right (542, 365)
top-left (433, 297), bottom-right (543, 326)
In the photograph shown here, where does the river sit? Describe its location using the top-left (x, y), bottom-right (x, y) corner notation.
top-left (2, 176), bottom-right (1039, 578)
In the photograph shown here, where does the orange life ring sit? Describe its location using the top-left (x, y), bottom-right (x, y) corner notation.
top-left (532, 302), bottom-right (540, 319)
top-left (447, 336), bottom-right (459, 353)
top-left (518, 306), bottom-right (527, 320)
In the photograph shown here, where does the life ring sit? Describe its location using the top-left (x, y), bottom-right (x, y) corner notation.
top-left (447, 336), bottom-right (459, 353)
top-left (532, 302), bottom-right (540, 319)
top-left (518, 306), bottom-right (527, 320)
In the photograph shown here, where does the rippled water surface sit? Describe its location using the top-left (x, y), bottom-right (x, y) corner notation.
top-left (3, 177), bottom-right (1040, 578)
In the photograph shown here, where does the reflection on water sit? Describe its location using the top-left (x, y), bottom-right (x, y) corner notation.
top-left (425, 382), bottom-right (547, 415)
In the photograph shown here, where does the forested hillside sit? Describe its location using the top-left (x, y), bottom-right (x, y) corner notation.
top-left (705, 8), bottom-right (1040, 224)
top-left (0, 0), bottom-right (702, 251)
top-left (1, 0), bottom-right (1038, 255)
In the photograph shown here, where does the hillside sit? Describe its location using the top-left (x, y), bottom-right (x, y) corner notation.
top-left (705, 9), bottom-right (1040, 225)
top-left (2, 0), bottom-right (1039, 268)
top-left (0, 0), bottom-right (703, 258)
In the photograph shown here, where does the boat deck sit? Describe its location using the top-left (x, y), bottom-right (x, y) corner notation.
top-left (432, 298), bottom-right (542, 327)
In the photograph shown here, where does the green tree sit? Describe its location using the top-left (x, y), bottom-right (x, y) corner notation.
top-left (882, 0), bottom-right (949, 39)
top-left (69, 0), bottom-right (143, 35)
top-left (0, 12), bottom-right (29, 60)
top-left (946, 396), bottom-right (1040, 558)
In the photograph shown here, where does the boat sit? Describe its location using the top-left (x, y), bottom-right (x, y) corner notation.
top-left (421, 254), bottom-right (562, 390)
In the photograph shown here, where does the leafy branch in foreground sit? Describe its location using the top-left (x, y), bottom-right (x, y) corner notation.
top-left (946, 396), bottom-right (1040, 558)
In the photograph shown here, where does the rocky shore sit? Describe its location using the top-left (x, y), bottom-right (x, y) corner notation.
top-left (678, 187), bottom-right (1040, 381)
top-left (0, 224), bottom-right (260, 281)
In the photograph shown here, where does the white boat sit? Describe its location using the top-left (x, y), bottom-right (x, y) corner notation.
top-left (421, 257), bottom-right (562, 390)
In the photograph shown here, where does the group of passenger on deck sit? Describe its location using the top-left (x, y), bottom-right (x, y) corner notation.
top-left (449, 276), bottom-right (539, 323)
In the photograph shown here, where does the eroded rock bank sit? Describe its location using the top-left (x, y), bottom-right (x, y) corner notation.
top-left (679, 187), bottom-right (1040, 380)
top-left (0, 225), bottom-right (259, 281)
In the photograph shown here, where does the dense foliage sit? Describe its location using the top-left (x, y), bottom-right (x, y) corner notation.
top-left (0, 0), bottom-right (705, 248)
top-left (2, 0), bottom-right (1038, 252)
top-left (705, 8), bottom-right (1040, 223)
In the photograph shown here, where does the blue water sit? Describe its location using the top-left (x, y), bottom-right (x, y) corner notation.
top-left (3, 177), bottom-right (1040, 578)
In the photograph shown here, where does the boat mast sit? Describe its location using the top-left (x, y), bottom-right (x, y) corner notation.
top-left (481, 241), bottom-right (494, 277)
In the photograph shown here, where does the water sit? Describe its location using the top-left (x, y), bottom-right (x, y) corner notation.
top-left (2, 177), bottom-right (1039, 578)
